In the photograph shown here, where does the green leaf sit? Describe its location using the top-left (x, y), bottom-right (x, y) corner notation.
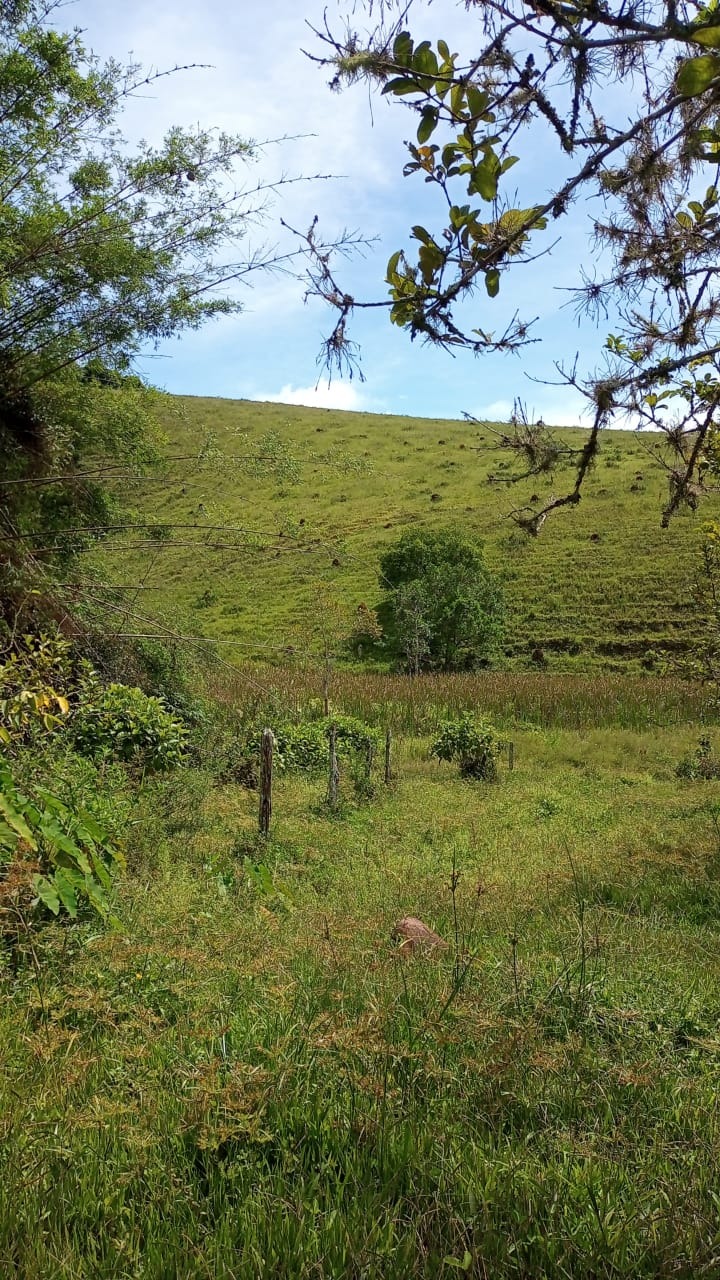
top-left (386, 249), bottom-right (403, 283)
top-left (0, 795), bottom-right (37, 848)
top-left (412, 42), bottom-right (438, 77)
top-left (53, 869), bottom-right (79, 917)
top-left (32, 875), bottom-right (60, 915)
top-left (393, 31), bottom-right (414, 66)
top-left (466, 85), bottom-right (488, 118)
top-left (691, 23), bottom-right (720, 47)
top-left (417, 108), bottom-right (438, 144)
top-left (676, 53), bottom-right (720, 96)
top-left (418, 243), bottom-right (443, 283)
top-left (83, 875), bottom-right (109, 918)
top-left (382, 76), bottom-right (419, 97)
top-left (675, 211), bottom-right (693, 228)
top-left (38, 817), bottom-right (91, 871)
top-left (450, 82), bottom-right (465, 119)
top-left (470, 157), bottom-right (499, 201)
top-left (485, 268), bottom-right (500, 297)
top-left (411, 225), bottom-right (434, 246)
top-left (437, 39), bottom-right (450, 61)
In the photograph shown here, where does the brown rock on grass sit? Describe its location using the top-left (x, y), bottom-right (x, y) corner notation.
top-left (392, 916), bottom-right (447, 957)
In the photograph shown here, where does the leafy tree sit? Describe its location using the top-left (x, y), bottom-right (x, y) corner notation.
top-left (306, 0), bottom-right (720, 530)
top-left (0, 0), bottom-right (328, 632)
top-left (379, 527), bottom-right (503, 671)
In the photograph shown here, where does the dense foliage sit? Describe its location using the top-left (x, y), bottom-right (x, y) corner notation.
top-left (260, 715), bottom-right (380, 776)
top-left (0, 0), bottom-right (285, 635)
top-left (379, 527), bottom-right (503, 672)
top-left (0, 754), bottom-right (123, 925)
top-left (71, 683), bottom-right (188, 771)
top-left (430, 711), bottom-right (503, 780)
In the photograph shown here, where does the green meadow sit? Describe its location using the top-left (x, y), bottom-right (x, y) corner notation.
top-left (6, 400), bottom-right (720, 1277)
top-left (4, 714), bottom-right (720, 1277)
top-left (104, 396), bottom-right (717, 671)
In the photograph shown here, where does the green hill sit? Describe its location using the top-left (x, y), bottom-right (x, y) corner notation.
top-left (100, 395), bottom-right (716, 671)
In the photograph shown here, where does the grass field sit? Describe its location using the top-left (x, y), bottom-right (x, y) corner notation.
top-left (4, 714), bottom-right (720, 1277)
top-left (7, 399), bottom-right (720, 1276)
top-left (95, 395), bottom-right (719, 673)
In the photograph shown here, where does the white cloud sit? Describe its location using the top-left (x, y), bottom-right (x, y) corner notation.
top-left (255, 381), bottom-right (368, 411)
top-left (471, 398), bottom-right (592, 427)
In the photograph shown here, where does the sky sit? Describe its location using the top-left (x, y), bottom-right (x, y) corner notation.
top-left (64, 0), bottom-right (620, 425)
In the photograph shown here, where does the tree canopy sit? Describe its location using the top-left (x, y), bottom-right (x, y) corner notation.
top-left (379, 527), bottom-right (503, 671)
top-left (0, 0), bottom-right (314, 632)
top-left (306, 0), bottom-right (720, 530)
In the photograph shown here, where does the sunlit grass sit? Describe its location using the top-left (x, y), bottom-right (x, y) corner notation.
top-left (3, 722), bottom-right (720, 1276)
top-left (94, 395), bottom-right (720, 674)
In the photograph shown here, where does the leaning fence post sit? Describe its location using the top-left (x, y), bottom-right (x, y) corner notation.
top-left (327, 723), bottom-right (340, 807)
top-left (259, 728), bottom-right (274, 835)
top-left (384, 728), bottom-right (392, 786)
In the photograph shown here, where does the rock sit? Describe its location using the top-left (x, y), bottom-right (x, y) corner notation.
top-left (392, 916), bottom-right (447, 957)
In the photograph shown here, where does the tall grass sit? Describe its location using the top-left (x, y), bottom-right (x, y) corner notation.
top-left (210, 667), bottom-right (714, 731)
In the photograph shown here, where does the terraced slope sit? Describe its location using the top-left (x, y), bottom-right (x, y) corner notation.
top-left (103, 396), bottom-right (716, 670)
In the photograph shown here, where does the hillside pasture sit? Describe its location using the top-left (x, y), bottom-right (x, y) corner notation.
top-left (97, 396), bottom-right (719, 672)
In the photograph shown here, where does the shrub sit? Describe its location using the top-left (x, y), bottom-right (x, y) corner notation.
top-left (71, 683), bottom-right (188, 771)
top-left (0, 754), bottom-right (124, 926)
top-left (241, 715), bottom-right (381, 778)
top-left (430, 713), bottom-right (503, 780)
top-left (676, 736), bottom-right (720, 781)
top-left (0, 633), bottom-right (80, 747)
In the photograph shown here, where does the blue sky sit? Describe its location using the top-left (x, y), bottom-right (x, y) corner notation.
top-left (66, 0), bottom-right (615, 425)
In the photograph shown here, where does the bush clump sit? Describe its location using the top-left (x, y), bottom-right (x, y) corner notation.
top-left (676, 736), bottom-right (720, 781)
top-left (430, 713), bottom-right (503, 780)
top-left (71, 683), bottom-right (188, 771)
top-left (240, 715), bottom-right (380, 779)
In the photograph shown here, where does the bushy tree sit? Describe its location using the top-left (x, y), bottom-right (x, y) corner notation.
top-left (306, 0), bottom-right (720, 531)
top-left (379, 527), bottom-right (503, 671)
top-left (0, 0), bottom-right (316, 631)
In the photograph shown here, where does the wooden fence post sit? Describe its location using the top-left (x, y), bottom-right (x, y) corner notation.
top-left (384, 728), bottom-right (392, 786)
top-left (327, 723), bottom-right (340, 807)
top-left (259, 728), bottom-right (274, 835)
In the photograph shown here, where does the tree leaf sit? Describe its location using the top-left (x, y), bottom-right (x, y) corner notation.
top-left (412, 42), bottom-right (438, 77)
top-left (676, 54), bottom-right (720, 96)
top-left (386, 249), bottom-right (403, 283)
top-left (485, 268), bottom-right (500, 297)
top-left (466, 85), bottom-right (488, 118)
top-left (470, 158), bottom-right (499, 201)
top-left (382, 76), bottom-right (419, 97)
top-left (691, 24), bottom-right (720, 48)
top-left (53, 870), bottom-right (78, 917)
top-left (417, 108), bottom-right (438, 144)
top-left (393, 31), bottom-right (414, 66)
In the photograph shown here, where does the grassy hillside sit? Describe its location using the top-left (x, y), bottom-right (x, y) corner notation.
top-left (103, 396), bottom-right (717, 671)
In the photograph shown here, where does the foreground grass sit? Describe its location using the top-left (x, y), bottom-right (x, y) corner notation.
top-left (3, 726), bottom-right (720, 1277)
